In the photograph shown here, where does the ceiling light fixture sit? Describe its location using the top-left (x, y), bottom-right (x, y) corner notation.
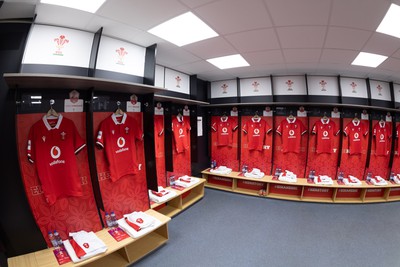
top-left (376, 3), bottom-right (400, 38)
top-left (148, 12), bottom-right (218, 47)
top-left (207, 54), bottom-right (250, 69)
top-left (351, 52), bottom-right (388, 68)
top-left (40, 0), bottom-right (106, 13)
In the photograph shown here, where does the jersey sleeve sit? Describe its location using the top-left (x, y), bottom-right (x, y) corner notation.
top-left (333, 121), bottom-right (340, 136)
top-left (276, 120), bottom-right (283, 135)
top-left (300, 120), bottom-right (307, 135)
top-left (211, 121), bottom-right (217, 132)
top-left (231, 118), bottom-right (238, 131)
top-left (134, 119), bottom-right (144, 141)
top-left (311, 122), bottom-right (318, 135)
top-left (72, 122), bottom-right (86, 154)
top-left (363, 122), bottom-right (369, 136)
top-left (27, 127), bottom-right (35, 163)
top-left (265, 120), bottom-right (272, 134)
top-left (343, 122), bottom-right (350, 136)
top-left (96, 121), bottom-right (105, 149)
top-left (242, 120), bottom-right (248, 134)
top-left (154, 117), bottom-right (164, 136)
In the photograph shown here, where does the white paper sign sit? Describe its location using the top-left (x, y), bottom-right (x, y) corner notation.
top-left (240, 77), bottom-right (272, 97)
top-left (331, 111), bottom-right (341, 118)
top-left (340, 77), bottom-right (368, 99)
top-left (273, 76), bottom-right (307, 95)
top-left (22, 24), bottom-right (93, 67)
top-left (369, 80), bottom-right (391, 101)
top-left (297, 110), bottom-right (307, 117)
top-left (307, 76), bottom-right (339, 96)
top-left (126, 101), bottom-right (141, 112)
top-left (155, 107), bottom-right (164, 115)
top-left (64, 99), bottom-right (83, 112)
top-left (96, 36), bottom-right (145, 77)
top-left (263, 110), bottom-right (273, 117)
top-left (394, 84), bottom-right (400, 103)
top-left (211, 80), bottom-right (237, 98)
top-left (197, 116), bottom-right (203, 137)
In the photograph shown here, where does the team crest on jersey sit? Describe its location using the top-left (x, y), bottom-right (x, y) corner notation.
top-left (42, 136), bottom-right (46, 142)
top-left (112, 130), bottom-right (115, 135)
top-left (125, 127), bottom-right (129, 134)
top-left (60, 132), bottom-right (66, 140)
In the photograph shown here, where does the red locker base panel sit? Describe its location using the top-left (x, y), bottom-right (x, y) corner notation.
top-left (365, 188), bottom-right (385, 198)
top-left (237, 180), bottom-right (265, 191)
top-left (389, 188), bottom-right (400, 197)
top-left (182, 190), bottom-right (191, 199)
top-left (208, 176), bottom-right (233, 187)
top-left (269, 184), bottom-right (302, 196)
top-left (303, 187), bottom-right (333, 198)
top-left (336, 188), bottom-right (362, 198)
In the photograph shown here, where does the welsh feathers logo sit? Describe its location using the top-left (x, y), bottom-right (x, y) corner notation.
top-left (319, 80), bottom-right (327, 91)
top-left (286, 80), bottom-right (294, 91)
top-left (350, 82), bottom-right (357, 93)
top-left (116, 47), bottom-right (128, 65)
top-left (221, 83), bottom-right (228, 94)
top-left (53, 35), bottom-right (69, 56)
top-left (376, 84), bottom-right (383, 96)
top-left (252, 81), bottom-right (260, 92)
top-left (175, 76), bottom-right (182, 88)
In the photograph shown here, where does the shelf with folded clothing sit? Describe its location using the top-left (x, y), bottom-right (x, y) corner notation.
top-left (7, 210), bottom-right (170, 267)
top-left (150, 178), bottom-right (205, 217)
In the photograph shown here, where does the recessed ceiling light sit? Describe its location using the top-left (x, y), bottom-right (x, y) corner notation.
top-left (207, 54), bottom-right (250, 69)
top-left (351, 52), bottom-right (388, 68)
top-left (40, 0), bottom-right (106, 13)
top-left (148, 12), bottom-right (218, 47)
top-left (376, 3), bottom-right (400, 38)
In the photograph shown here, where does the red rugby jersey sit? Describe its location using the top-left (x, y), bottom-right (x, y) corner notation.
top-left (276, 117), bottom-right (307, 153)
top-left (373, 121), bottom-right (391, 156)
top-left (172, 115), bottom-right (191, 153)
top-left (96, 113), bottom-right (143, 182)
top-left (242, 117), bottom-right (272, 151)
top-left (27, 114), bottom-right (86, 205)
top-left (343, 119), bottom-right (368, 155)
top-left (212, 116), bottom-right (238, 146)
top-left (312, 118), bottom-right (340, 154)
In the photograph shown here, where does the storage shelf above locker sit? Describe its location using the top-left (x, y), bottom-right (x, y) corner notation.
top-left (201, 169), bottom-right (400, 204)
top-left (204, 101), bottom-right (400, 113)
top-left (3, 73), bottom-right (167, 95)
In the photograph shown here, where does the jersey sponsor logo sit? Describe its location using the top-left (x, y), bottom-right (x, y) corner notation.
top-left (49, 146), bottom-right (65, 166)
top-left (353, 132), bottom-right (359, 140)
top-left (323, 131), bottom-right (328, 137)
top-left (116, 137), bottom-right (129, 154)
top-left (117, 137), bottom-right (126, 148)
top-left (288, 129), bottom-right (296, 138)
top-left (380, 134), bottom-right (384, 140)
top-left (51, 146), bottom-right (61, 159)
top-left (254, 128), bottom-right (260, 135)
top-left (179, 128), bottom-right (184, 135)
top-left (222, 127), bottom-right (228, 133)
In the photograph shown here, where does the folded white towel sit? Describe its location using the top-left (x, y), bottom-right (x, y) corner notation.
top-left (343, 176), bottom-right (362, 186)
top-left (125, 211), bottom-right (155, 229)
top-left (209, 166), bottom-right (232, 175)
top-left (244, 168), bottom-right (265, 178)
top-left (117, 213), bottom-right (161, 239)
top-left (314, 175), bottom-right (333, 185)
top-left (371, 176), bottom-right (388, 186)
top-left (394, 175), bottom-right (400, 184)
top-left (278, 170), bottom-right (297, 183)
top-left (149, 186), bottom-right (177, 203)
top-left (174, 176), bottom-right (200, 188)
top-left (64, 231), bottom-right (107, 263)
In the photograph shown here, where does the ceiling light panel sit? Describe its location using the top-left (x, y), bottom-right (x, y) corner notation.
top-left (351, 52), bottom-right (388, 68)
top-left (376, 3), bottom-right (400, 38)
top-left (207, 54), bottom-right (250, 69)
top-left (148, 12), bottom-right (218, 47)
top-left (40, 0), bottom-right (106, 13)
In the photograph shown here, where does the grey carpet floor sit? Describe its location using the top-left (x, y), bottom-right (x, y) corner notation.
top-left (132, 188), bottom-right (400, 267)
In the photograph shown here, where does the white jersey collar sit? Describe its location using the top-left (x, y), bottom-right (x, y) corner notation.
top-left (42, 114), bottom-right (63, 130)
top-left (321, 118), bottom-right (330, 124)
top-left (286, 117), bottom-right (296, 124)
top-left (112, 113), bottom-right (127, 125)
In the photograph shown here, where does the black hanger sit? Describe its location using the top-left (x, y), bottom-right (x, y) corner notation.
top-left (253, 111), bottom-right (260, 119)
top-left (322, 112), bottom-right (328, 120)
top-left (288, 110), bottom-right (294, 119)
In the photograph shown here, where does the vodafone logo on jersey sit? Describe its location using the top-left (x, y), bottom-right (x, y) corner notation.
top-left (179, 129), bottom-right (184, 135)
top-left (380, 134), bottom-right (384, 140)
top-left (323, 131), bottom-right (328, 137)
top-left (115, 137), bottom-right (129, 154)
top-left (49, 146), bottom-right (65, 166)
top-left (254, 128), bottom-right (260, 135)
top-left (353, 132), bottom-right (360, 141)
top-left (50, 146), bottom-right (61, 159)
top-left (222, 127), bottom-right (228, 133)
top-left (117, 137), bottom-right (126, 148)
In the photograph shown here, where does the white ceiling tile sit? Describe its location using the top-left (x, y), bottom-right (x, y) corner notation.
top-left (362, 33), bottom-right (400, 56)
top-left (0, 1), bottom-right (36, 19)
top-left (378, 57), bottom-right (400, 71)
top-left (97, 0), bottom-right (188, 30)
top-left (156, 47), bottom-right (201, 68)
top-left (277, 26), bottom-right (326, 49)
top-left (330, 0), bottom-right (390, 31)
top-left (324, 27), bottom-right (372, 50)
top-left (225, 28), bottom-right (280, 52)
top-left (265, 0), bottom-right (331, 26)
top-left (183, 37), bottom-right (237, 59)
top-left (390, 49), bottom-right (400, 59)
top-left (244, 50), bottom-right (285, 65)
top-left (180, 0), bottom-right (217, 9)
top-left (320, 49), bottom-right (359, 64)
top-left (283, 49), bottom-right (322, 63)
top-left (195, 0), bottom-right (272, 35)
